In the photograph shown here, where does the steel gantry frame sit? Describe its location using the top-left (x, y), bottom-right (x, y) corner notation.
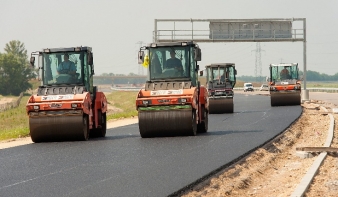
top-left (153, 18), bottom-right (309, 101)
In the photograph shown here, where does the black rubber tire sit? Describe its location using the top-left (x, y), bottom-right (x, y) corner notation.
top-left (99, 112), bottom-right (107, 137)
top-left (197, 106), bottom-right (208, 133)
top-left (96, 111), bottom-right (107, 137)
top-left (82, 115), bottom-right (90, 141)
top-left (191, 110), bottom-right (197, 136)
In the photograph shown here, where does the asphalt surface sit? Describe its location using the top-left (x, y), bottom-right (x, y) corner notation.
top-left (0, 93), bottom-right (302, 197)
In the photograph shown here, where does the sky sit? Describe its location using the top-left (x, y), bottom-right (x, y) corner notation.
top-left (1, 0), bottom-right (337, 77)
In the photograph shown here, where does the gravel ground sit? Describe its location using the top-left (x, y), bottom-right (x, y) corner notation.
top-left (183, 99), bottom-right (338, 197)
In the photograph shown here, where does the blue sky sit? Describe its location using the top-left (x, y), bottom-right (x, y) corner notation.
top-left (1, 0), bottom-right (337, 77)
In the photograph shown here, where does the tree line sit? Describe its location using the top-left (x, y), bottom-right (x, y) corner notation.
top-left (0, 40), bottom-right (35, 96)
top-left (237, 70), bottom-right (338, 83)
top-left (94, 72), bottom-right (146, 85)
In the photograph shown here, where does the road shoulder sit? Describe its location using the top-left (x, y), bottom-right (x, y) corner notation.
top-left (0, 117), bottom-right (138, 150)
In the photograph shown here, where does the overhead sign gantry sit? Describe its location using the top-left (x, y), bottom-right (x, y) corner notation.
top-left (153, 18), bottom-right (308, 101)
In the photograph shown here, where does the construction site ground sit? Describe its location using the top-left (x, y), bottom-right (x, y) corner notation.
top-left (1, 92), bottom-right (338, 196)
top-left (184, 91), bottom-right (338, 197)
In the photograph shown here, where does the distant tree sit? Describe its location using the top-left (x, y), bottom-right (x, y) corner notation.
top-left (4, 40), bottom-right (28, 64)
top-left (0, 40), bottom-right (34, 95)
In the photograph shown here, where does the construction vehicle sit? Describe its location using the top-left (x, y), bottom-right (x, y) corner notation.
top-left (268, 63), bottom-right (301, 106)
top-left (203, 63), bottom-right (237, 113)
top-left (136, 41), bottom-right (208, 137)
top-left (26, 46), bottom-right (107, 142)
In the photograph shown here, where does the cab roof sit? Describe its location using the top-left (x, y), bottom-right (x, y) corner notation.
top-left (205, 63), bottom-right (235, 68)
top-left (145, 41), bottom-right (198, 48)
top-left (41, 46), bottom-right (92, 53)
top-left (270, 63), bottom-right (298, 67)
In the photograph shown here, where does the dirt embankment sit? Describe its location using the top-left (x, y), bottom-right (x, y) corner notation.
top-left (183, 100), bottom-right (338, 197)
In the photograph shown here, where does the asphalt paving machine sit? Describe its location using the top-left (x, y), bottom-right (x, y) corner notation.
top-left (26, 46), bottom-right (107, 142)
top-left (203, 63), bottom-right (237, 113)
top-left (136, 41), bottom-right (208, 137)
top-left (268, 63), bottom-right (301, 106)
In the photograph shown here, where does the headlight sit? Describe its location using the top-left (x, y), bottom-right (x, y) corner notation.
top-left (181, 98), bottom-right (187, 103)
top-left (71, 103), bottom-right (78, 108)
top-left (142, 100), bottom-right (150, 105)
top-left (33, 105), bottom-right (39, 110)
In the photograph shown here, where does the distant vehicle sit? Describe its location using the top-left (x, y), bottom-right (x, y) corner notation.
top-left (268, 63), bottom-right (301, 106)
top-left (244, 83), bottom-right (254, 92)
top-left (259, 84), bottom-right (269, 91)
top-left (204, 63), bottom-right (237, 114)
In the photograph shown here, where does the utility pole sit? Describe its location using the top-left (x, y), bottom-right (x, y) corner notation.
top-left (252, 43), bottom-right (265, 82)
top-left (136, 41), bottom-right (145, 75)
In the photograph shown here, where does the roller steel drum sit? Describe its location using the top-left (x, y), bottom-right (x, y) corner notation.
top-left (208, 98), bottom-right (234, 114)
top-left (270, 92), bottom-right (301, 106)
top-left (138, 109), bottom-right (197, 138)
top-left (29, 110), bottom-right (89, 142)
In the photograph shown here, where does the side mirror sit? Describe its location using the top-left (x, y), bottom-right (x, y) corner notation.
top-left (138, 51), bottom-right (144, 64)
top-left (199, 70), bottom-right (203, 76)
top-left (30, 57), bottom-right (35, 67)
top-left (88, 53), bottom-right (93, 66)
top-left (235, 69), bottom-right (237, 75)
top-left (194, 48), bottom-right (201, 61)
top-left (91, 65), bottom-right (95, 76)
top-left (195, 64), bottom-right (199, 72)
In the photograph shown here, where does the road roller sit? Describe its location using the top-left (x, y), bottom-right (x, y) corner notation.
top-left (203, 63), bottom-right (237, 114)
top-left (136, 41), bottom-right (208, 138)
top-left (268, 63), bottom-right (301, 106)
top-left (26, 46), bottom-right (107, 142)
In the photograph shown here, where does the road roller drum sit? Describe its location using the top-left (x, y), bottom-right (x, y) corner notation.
top-left (29, 111), bottom-right (89, 142)
top-left (209, 98), bottom-right (233, 114)
top-left (138, 108), bottom-right (197, 138)
top-left (270, 92), bottom-right (301, 106)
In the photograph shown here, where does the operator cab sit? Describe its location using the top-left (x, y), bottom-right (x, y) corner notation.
top-left (30, 46), bottom-right (94, 95)
top-left (205, 63), bottom-right (237, 89)
top-left (138, 42), bottom-right (201, 88)
top-left (269, 63), bottom-right (299, 83)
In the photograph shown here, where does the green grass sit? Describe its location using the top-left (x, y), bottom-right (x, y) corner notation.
top-left (305, 82), bottom-right (338, 88)
top-left (0, 96), bottom-right (31, 140)
top-left (105, 91), bottom-right (138, 120)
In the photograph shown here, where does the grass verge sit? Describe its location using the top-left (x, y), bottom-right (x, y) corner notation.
top-left (0, 91), bottom-right (138, 141)
top-left (105, 91), bottom-right (138, 120)
top-left (0, 95), bottom-right (31, 141)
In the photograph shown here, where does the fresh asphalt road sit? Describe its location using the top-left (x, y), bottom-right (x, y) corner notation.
top-left (0, 93), bottom-right (302, 197)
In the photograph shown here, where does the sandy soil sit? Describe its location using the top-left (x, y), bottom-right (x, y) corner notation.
top-left (0, 97), bottom-right (13, 104)
top-left (183, 98), bottom-right (338, 197)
